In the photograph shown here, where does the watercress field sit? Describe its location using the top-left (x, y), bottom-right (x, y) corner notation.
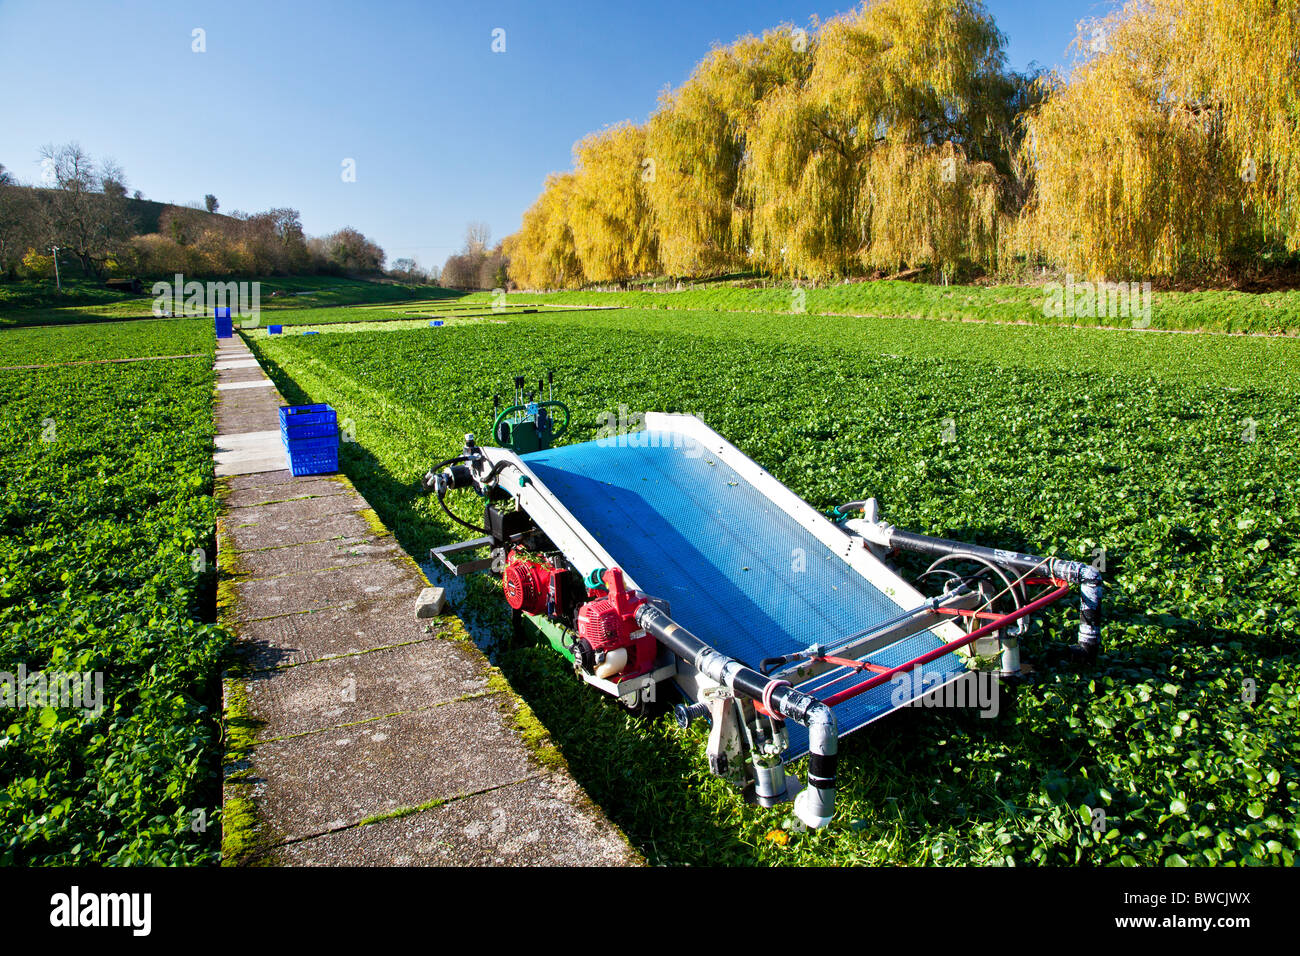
top-left (247, 309), bottom-right (1300, 866)
top-left (0, 325), bottom-right (223, 865)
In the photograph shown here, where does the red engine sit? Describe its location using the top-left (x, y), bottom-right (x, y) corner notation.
top-left (502, 550), bottom-right (562, 617)
top-left (575, 567), bottom-right (658, 681)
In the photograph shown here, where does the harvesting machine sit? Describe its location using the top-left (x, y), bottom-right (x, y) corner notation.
top-left (422, 375), bottom-right (1103, 829)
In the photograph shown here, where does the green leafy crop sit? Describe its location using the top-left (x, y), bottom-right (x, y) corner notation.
top-left (249, 310), bottom-right (1299, 867)
top-left (0, 359), bottom-right (226, 864)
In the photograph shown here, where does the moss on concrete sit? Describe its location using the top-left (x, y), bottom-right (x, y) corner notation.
top-left (436, 615), bottom-right (475, 644)
top-left (215, 576), bottom-right (242, 634)
top-left (485, 667), bottom-right (568, 774)
top-left (220, 676), bottom-right (280, 865)
top-left (358, 507), bottom-right (393, 539)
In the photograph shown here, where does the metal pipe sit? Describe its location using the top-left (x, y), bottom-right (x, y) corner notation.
top-left (822, 579), bottom-right (1071, 707)
top-left (636, 603), bottom-right (839, 829)
top-left (860, 523), bottom-right (1105, 656)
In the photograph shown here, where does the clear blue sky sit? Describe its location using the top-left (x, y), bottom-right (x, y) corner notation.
top-left (0, 0), bottom-right (1110, 271)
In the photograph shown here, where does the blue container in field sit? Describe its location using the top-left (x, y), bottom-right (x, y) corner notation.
top-left (215, 306), bottom-right (233, 338)
top-left (302, 330), bottom-right (319, 336)
top-left (431, 320), bottom-right (444, 327)
top-left (279, 404), bottom-right (337, 441)
top-left (284, 434), bottom-right (339, 476)
top-left (280, 404), bottom-right (339, 475)
top-left (269, 325), bottom-right (282, 335)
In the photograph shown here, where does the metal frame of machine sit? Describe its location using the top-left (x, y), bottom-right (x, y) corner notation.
top-left (422, 389), bottom-right (1103, 829)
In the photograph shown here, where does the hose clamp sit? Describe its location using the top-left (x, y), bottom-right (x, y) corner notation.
top-left (762, 679), bottom-right (791, 717)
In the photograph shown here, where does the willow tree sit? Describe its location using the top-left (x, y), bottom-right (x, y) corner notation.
top-left (744, 0), bottom-right (1026, 279)
top-left (567, 122), bottom-right (660, 283)
top-left (645, 25), bottom-right (815, 276)
top-left (503, 172), bottom-right (584, 290)
top-left (1164, 0), bottom-right (1300, 255)
top-left (1020, 0), bottom-right (1275, 278)
top-left (863, 141), bottom-right (1004, 274)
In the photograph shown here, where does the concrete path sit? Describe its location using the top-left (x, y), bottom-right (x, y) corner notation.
top-left (214, 333), bottom-right (640, 866)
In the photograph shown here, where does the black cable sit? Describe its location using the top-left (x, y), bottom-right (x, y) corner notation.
top-left (430, 454), bottom-right (473, 473)
top-left (437, 489), bottom-right (489, 535)
top-left (427, 455), bottom-right (520, 536)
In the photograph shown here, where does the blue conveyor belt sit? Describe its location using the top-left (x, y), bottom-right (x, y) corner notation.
top-left (522, 430), bottom-right (967, 757)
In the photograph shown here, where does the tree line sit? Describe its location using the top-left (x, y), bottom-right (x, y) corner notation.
top-left (0, 143), bottom-right (391, 282)
top-left (504, 0), bottom-right (1300, 288)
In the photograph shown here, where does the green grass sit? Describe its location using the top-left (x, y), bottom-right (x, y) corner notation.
top-left (0, 275), bottom-right (454, 328)
top-left (0, 357), bottom-right (227, 864)
top-left (461, 281), bottom-right (1300, 334)
top-left (246, 312), bottom-right (1299, 866)
top-left (0, 278), bottom-right (142, 313)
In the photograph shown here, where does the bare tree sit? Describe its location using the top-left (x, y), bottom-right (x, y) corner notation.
top-left (391, 257), bottom-right (420, 282)
top-left (464, 221), bottom-right (491, 255)
top-left (440, 253), bottom-right (475, 288)
top-left (37, 143), bottom-right (134, 277)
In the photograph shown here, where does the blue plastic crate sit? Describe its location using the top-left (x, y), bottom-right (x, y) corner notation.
top-left (269, 325), bottom-right (282, 334)
top-left (430, 320), bottom-right (444, 327)
top-left (215, 316), bottom-right (233, 338)
top-left (279, 404), bottom-right (337, 441)
top-left (284, 433), bottom-right (339, 476)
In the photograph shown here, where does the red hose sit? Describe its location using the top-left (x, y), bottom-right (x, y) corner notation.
top-left (821, 579), bottom-right (1071, 708)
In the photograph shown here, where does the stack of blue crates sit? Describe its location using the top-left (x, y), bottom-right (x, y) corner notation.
top-left (215, 307), bottom-right (233, 338)
top-left (280, 404), bottom-right (339, 476)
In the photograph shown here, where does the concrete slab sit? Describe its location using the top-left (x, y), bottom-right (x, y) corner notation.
top-left (216, 359), bottom-right (262, 370)
top-left (226, 469), bottom-right (314, 490)
top-left (221, 501), bottom-right (374, 552)
top-left (243, 640), bottom-right (490, 739)
top-left (220, 366), bottom-right (273, 383)
top-left (215, 394), bottom-right (280, 409)
top-left (218, 429), bottom-right (281, 448)
top-left (216, 454), bottom-right (287, 478)
top-left (228, 557), bottom-right (414, 621)
top-left (227, 533), bottom-right (402, 579)
top-left (226, 491), bottom-right (363, 528)
top-left (214, 430), bottom-right (287, 477)
top-left (223, 478), bottom-right (350, 509)
top-left (277, 774), bottom-right (640, 866)
top-left (216, 407), bottom-right (283, 434)
top-left (249, 698), bottom-right (538, 841)
top-left (233, 595), bottom-right (445, 670)
top-left (217, 379), bottom-right (277, 391)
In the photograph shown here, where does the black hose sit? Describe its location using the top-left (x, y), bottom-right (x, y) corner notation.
top-left (436, 490), bottom-right (489, 535)
top-left (423, 454), bottom-right (489, 534)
